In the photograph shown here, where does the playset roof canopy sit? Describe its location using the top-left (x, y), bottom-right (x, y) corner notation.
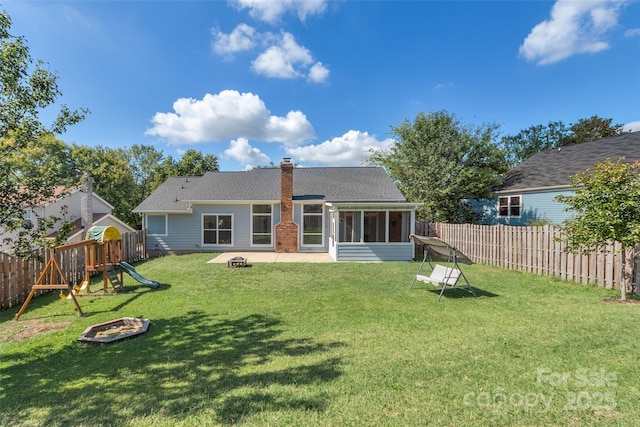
top-left (86, 225), bottom-right (121, 243)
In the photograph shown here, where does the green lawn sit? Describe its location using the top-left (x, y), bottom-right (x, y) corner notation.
top-left (1, 254), bottom-right (638, 426)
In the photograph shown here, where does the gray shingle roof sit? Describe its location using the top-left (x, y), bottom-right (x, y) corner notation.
top-left (133, 166), bottom-right (406, 213)
top-left (133, 176), bottom-right (202, 212)
top-left (292, 167), bottom-right (406, 202)
top-left (494, 131), bottom-right (640, 192)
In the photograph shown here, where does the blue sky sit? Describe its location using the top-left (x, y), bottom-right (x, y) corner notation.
top-left (4, 0), bottom-right (640, 171)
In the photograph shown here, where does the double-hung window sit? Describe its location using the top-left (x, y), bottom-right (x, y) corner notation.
top-left (252, 205), bottom-right (272, 245)
top-left (203, 214), bottom-right (232, 245)
top-left (302, 204), bottom-right (323, 245)
top-left (498, 196), bottom-right (521, 217)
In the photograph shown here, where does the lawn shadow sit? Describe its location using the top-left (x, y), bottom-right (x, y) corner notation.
top-left (84, 284), bottom-right (167, 316)
top-left (1, 311), bottom-right (345, 425)
top-left (0, 291), bottom-right (66, 323)
top-left (425, 286), bottom-right (500, 300)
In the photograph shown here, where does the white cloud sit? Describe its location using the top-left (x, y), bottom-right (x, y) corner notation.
top-left (308, 62), bottom-right (330, 83)
top-left (212, 23), bottom-right (257, 57)
top-left (434, 82), bottom-right (453, 91)
top-left (623, 121), bottom-right (640, 132)
top-left (145, 90), bottom-right (314, 145)
top-left (251, 32), bottom-right (315, 79)
top-left (223, 137), bottom-right (271, 169)
top-left (519, 0), bottom-right (627, 65)
top-left (213, 27), bottom-right (330, 83)
top-left (625, 28), bottom-right (640, 37)
top-left (252, 46), bottom-right (300, 78)
top-left (231, 0), bottom-right (328, 24)
top-left (286, 130), bottom-right (395, 166)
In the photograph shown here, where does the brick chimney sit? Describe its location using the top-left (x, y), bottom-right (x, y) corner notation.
top-left (80, 172), bottom-right (93, 231)
top-left (275, 158), bottom-right (298, 253)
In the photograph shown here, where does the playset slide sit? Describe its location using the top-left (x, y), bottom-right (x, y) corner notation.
top-left (118, 262), bottom-right (160, 289)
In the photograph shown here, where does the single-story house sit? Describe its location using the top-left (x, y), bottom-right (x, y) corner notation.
top-left (0, 177), bottom-right (135, 253)
top-left (474, 131), bottom-right (640, 225)
top-left (133, 159), bottom-right (420, 261)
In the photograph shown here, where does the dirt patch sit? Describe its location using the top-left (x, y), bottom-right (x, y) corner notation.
top-left (1, 319), bottom-right (71, 343)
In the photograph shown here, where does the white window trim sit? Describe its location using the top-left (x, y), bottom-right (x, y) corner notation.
top-left (251, 204), bottom-right (273, 247)
top-left (201, 213), bottom-right (234, 246)
top-left (301, 203), bottom-right (324, 247)
top-left (497, 195), bottom-right (522, 218)
top-left (146, 214), bottom-right (168, 236)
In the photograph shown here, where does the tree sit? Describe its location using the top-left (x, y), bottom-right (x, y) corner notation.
top-left (501, 121), bottom-right (571, 167)
top-left (127, 144), bottom-right (165, 213)
top-left (70, 145), bottom-right (138, 228)
top-left (502, 116), bottom-right (623, 167)
top-left (369, 111), bottom-right (507, 223)
top-left (4, 133), bottom-right (76, 186)
top-left (173, 149), bottom-right (219, 176)
top-left (151, 149), bottom-right (219, 189)
top-left (253, 161), bottom-right (280, 169)
top-left (1, 10), bottom-right (88, 257)
top-left (564, 115), bottom-right (623, 145)
top-left (555, 158), bottom-right (640, 301)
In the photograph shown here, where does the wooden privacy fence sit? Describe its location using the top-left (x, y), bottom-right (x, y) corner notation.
top-left (0, 230), bottom-right (146, 310)
top-left (415, 222), bottom-right (638, 291)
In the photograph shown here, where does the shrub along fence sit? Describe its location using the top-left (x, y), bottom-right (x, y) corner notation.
top-left (416, 222), bottom-right (638, 291)
top-left (0, 230), bottom-right (146, 310)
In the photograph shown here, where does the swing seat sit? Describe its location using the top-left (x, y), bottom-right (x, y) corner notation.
top-left (414, 264), bottom-right (475, 301)
top-left (415, 264), bottom-right (461, 287)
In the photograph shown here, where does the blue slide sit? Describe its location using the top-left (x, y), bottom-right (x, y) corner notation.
top-left (118, 262), bottom-right (160, 289)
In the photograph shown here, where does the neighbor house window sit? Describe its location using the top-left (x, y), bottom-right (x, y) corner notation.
top-left (23, 209), bottom-right (33, 228)
top-left (302, 204), bottom-right (323, 245)
top-left (498, 196), bottom-right (521, 217)
top-left (147, 214), bottom-right (167, 235)
top-left (252, 204), bottom-right (272, 245)
top-left (203, 214), bottom-right (232, 245)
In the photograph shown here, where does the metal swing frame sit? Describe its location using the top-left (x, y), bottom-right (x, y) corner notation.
top-left (409, 235), bottom-right (477, 302)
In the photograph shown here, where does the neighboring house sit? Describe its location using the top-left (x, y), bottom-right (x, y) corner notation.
top-left (0, 181), bottom-right (135, 254)
top-left (133, 159), bottom-right (420, 261)
top-left (475, 131), bottom-right (640, 225)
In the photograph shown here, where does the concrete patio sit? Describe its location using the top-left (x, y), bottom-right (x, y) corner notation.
top-left (207, 252), bottom-right (334, 264)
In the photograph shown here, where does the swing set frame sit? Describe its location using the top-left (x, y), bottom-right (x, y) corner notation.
top-left (14, 227), bottom-right (125, 320)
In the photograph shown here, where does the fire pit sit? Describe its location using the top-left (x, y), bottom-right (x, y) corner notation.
top-left (227, 256), bottom-right (248, 268)
top-left (78, 317), bottom-right (149, 343)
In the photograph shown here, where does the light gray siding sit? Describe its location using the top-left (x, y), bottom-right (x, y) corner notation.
top-left (474, 189), bottom-right (572, 226)
top-left (335, 243), bottom-right (414, 262)
top-left (520, 189), bottom-right (571, 225)
top-left (146, 203), bottom-right (281, 252)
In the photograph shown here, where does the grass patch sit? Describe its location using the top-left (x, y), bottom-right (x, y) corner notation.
top-left (1, 253), bottom-right (638, 426)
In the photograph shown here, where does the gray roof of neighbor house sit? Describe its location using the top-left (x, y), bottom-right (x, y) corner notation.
top-left (494, 131), bottom-right (640, 193)
top-left (133, 167), bottom-right (406, 213)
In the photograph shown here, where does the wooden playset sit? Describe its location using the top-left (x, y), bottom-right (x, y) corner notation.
top-left (14, 226), bottom-right (126, 320)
